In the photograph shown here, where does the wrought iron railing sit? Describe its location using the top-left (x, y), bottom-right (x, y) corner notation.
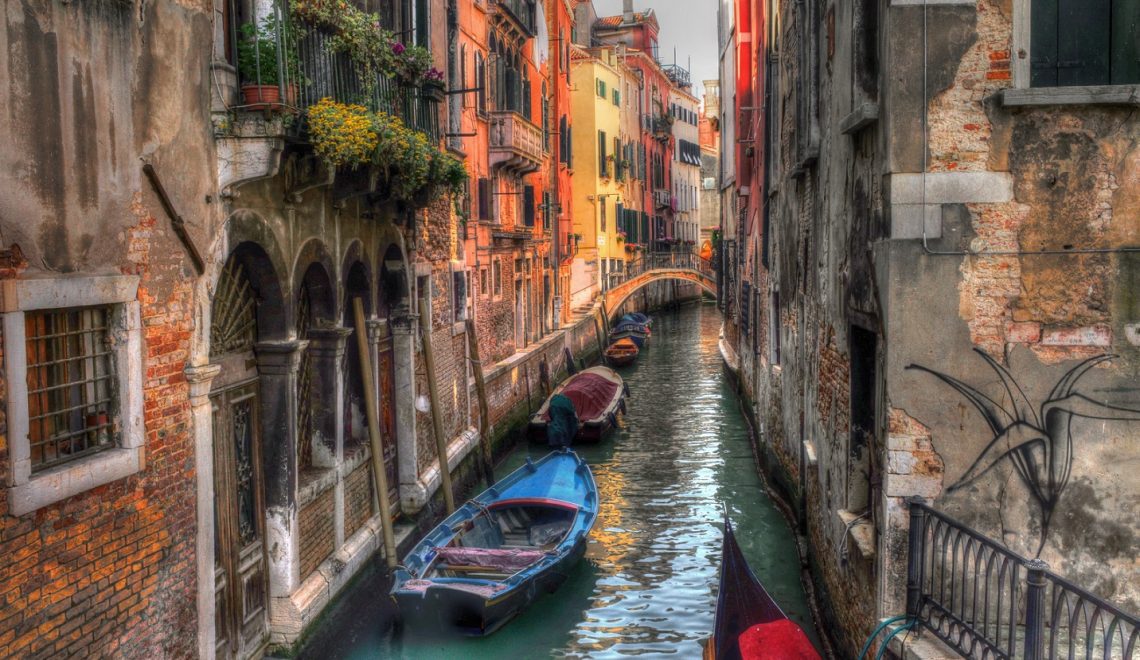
top-left (906, 499), bottom-right (1139, 659)
top-left (231, 8), bottom-right (439, 142)
top-left (611, 252), bottom-right (714, 285)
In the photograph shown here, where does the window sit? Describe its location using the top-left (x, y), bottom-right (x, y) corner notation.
top-left (452, 270), bottom-right (468, 322)
top-left (598, 130), bottom-right (608, 174)
top-left (612, 89), bottom-right (621, 106)
top-left (480, 268), bottom-right (489, 296)
top-left (769, 290), bottom-right (781, 366)
top-left (1031, 0), bottom-right (1139, 86)
top-left (596, 78), bottom-right (607, 97)
top-left (3, 275), bottom-right (143, 515)
top-left (476, 53), bottom-right (487, 115)
top-left (460, 45), bottom-right (468, 108)
top-left (478, 177), bottom-right (493, 220)
top-left (541, 83), bottom-right (550, 151)
top-left (600, 198), bottom-right (607, 231)
top-left (613, 137), bottom-right (622, 180)
top-left (493, 259), bottom-right (502, 297)
top-left (523, 185), bottom-right (535, 226)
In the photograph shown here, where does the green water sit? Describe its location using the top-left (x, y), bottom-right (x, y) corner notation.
top-left (298, 303), bottom-right (816, 658)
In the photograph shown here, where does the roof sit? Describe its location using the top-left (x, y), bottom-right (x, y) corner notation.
top-left (594, 9), bottom-right (659, 31)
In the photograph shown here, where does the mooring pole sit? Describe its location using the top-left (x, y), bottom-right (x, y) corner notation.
top-left (352, 298), bottom-right (397, 569)
top-left (420, 291), bottom-right (456, 514)
top-left (465, 318), bottom-right (496, 488)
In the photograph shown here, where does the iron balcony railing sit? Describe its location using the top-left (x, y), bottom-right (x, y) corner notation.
top-left (906, 498), bottom-right (1139, 659)
top-left (232, 7), bottom-right (440, 142)
top-left (489, 0), bottom-right (536, 35)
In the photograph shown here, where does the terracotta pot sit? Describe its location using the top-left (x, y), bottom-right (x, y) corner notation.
top-left (241, 84), bottom-right (281, 110)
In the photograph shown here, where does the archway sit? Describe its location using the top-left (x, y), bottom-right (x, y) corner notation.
top-left (208, 241), bottom-right (286, 660)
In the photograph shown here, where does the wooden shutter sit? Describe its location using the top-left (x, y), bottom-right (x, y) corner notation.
top-left (1032, 0), bottom-right (1113, 86)
top-left (598, 131), bottom-right (607, 174)
top-left (478, 177), bottom-right (492, 220)
top-left (523, 185), bottom-right (535, 226)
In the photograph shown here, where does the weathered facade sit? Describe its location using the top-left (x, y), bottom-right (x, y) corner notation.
top-left (720, 0), bottom-right (1140, 655)
top-left (0, 0), bottom-right (214, 655)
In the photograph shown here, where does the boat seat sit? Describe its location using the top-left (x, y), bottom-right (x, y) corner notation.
top-left (432, 546), bottom-right (547, 573)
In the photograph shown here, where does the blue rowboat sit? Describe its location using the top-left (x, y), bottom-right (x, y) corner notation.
top-left (391, 449), bottom-right (598, 636)
top-left (620, 312), bottom-right (652, 328)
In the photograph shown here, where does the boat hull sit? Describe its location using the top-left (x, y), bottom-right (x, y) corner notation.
top-left (393, 534), bottom-right (588, 636)
top-left (391, 451), bottom-right (598, 637)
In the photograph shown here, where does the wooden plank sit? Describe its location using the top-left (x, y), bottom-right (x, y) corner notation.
top-left (465, 318), bottom-right (496, 489)
top-left (419, 291), bottom-right (456, 514)
top-left (353, 298), bottom-right (398, 569)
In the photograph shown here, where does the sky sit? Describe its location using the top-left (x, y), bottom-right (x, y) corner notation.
top-left (590, 0), bottom-right (720, 102)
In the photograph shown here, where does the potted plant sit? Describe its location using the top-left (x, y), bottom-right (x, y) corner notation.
top-left (420, 68), bottom-right (447, 102)
top-left (236, 16), bottom-right (302, 109)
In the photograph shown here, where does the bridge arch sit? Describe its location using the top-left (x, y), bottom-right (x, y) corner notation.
top-left (604, 268), bottom-right (718, 322)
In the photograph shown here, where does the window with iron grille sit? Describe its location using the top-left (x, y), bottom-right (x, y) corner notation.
top-left (24, 307), bottom-right (117, 470)
top-left (3, 274), bottom-right (143, 516)
top-left (493, 258), bottom-right (503, 297)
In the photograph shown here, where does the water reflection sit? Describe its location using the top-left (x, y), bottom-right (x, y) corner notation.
top-left (297, 303), bottom-right (816, 659)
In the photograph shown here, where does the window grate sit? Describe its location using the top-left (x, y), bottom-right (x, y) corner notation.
top-left (25, 307), bottom-right (117, 471)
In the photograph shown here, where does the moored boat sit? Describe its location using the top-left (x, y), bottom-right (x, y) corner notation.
top-left (391, 449), bottom-right (598, 636)
top-left (609, 320), bottom-right (651, 348)
top-left (620, 312), bottom-right (652, 328)
top-left (604, 338), bottom-right (640, 367)
top-left (706, 515), bottom-right (820, 660)
top-left (528, 366), bottom-right (626, 444)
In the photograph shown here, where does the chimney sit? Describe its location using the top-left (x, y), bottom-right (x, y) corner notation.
top-left (623, 0), bottom-right (634, 24)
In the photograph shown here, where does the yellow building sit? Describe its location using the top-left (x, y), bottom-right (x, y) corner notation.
top-left (569, 46), bottom-right (637, 306)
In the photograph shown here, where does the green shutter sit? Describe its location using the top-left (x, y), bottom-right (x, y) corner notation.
top-left (1112, 0), bottom-right (1140, 84)
top-left (599, 131), bottom-right (607, 174)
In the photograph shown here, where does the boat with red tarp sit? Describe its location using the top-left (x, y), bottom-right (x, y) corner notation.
top-left (706, 515), bottom-right (821, 660)
top-left (527, 366), bottom-right (627, 444)
top-left (604, 338), bottom-right (640, 367)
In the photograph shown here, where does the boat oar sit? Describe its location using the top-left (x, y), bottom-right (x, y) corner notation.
top-left (352, 298), bottom-right (397, 569)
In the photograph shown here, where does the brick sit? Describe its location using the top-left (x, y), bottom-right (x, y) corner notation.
top-left (1005, 321), bottom-right (1042, 344)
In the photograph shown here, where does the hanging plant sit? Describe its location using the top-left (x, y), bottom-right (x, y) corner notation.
top-left (306, 98), bottom-right (468, 207)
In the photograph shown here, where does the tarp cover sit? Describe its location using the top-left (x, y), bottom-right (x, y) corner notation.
top-left (737, 620), bottom-right (820, 660)
top-left (546, 393), bottom-right (579, 447)
top-left (548, 373), bottom-right (620, 422)
top-left (433, 546), bottom-right (547, 573)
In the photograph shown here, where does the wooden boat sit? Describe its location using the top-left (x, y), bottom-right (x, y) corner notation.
top-left (621, 312), bottom-right (652, 328)
top-left (391, 449), bottom-right (598, 636)
top-left (527, 366), bottom-right (626, 444)
top-left (706, 516), bottom-right (820, 660)
top-left (604, 338), bottom-right (640, 367)
top-left (609, 320), bottom-right (651, 348)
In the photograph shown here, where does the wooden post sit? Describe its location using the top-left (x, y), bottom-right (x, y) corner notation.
top-left (419, 292), bottom-right (456, 514)
top-left (593, 311), bottom-right (606, 361)
top-left (464, 318), bottom-right (495, 489)
top-left (600, 300), bottom-right (611, 336)
top-left (352, 298), bottom-right (397, 569)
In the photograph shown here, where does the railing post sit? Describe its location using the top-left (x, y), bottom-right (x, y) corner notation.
top-left (906, 496), bottom-right (928, 620)
top-left (1023, 559), bottom-right (1049, 660)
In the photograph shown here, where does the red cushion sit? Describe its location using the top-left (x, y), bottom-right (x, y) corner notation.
top-left (737, 620), bottom-right (820, 660)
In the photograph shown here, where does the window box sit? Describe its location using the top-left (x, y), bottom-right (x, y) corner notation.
top-left (2, 274), bottom-right (143, 516)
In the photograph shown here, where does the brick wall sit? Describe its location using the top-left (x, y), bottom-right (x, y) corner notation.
top-left (344, 463), bottom-right (374, 541)
top-left (0, 213), bottom-right (199, 657)
top-left (298, 488), bottom-right (336, 580)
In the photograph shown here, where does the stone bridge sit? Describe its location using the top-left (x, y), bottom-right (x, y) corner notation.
top-left (603, 254), bottom-right (718, 321)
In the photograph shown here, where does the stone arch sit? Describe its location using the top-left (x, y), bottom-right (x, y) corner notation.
top-left (378, 241), bottom-right (410, 316)
top-left (605, 272), bottom-right (718, 322)
top-left (293, 237), bottom-right (337, 323)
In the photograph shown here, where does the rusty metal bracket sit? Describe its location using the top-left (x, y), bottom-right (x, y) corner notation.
top-left (142, 163), bottom-right (205, 275)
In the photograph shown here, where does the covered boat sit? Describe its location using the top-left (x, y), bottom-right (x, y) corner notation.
top-left (604, 338), bottom-right (640, 367)
top-left (392, 449), bottom-right (597, 636)
top-left (620, 312), bottom-right (652, 328)
top-left (609, 320), bottom-right (651, 348)
top-left (706, 516), bottom-right (820, 660)
top-left (528, 366), bottom-right (626, 444)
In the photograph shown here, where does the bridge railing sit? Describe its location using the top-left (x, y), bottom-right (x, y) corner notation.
top-left (612, 252), bottom-right (714, 288)
top-left (906, 498), bottom-right (1140, 659)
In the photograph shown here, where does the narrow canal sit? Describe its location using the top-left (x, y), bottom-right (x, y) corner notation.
top-left (297, 302), bottom-right (817, 658)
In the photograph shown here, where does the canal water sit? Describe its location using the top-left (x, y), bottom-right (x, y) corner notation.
top-left (297, 302), bottom-right (817, 658)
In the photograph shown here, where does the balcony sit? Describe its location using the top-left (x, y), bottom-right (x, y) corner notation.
top-left (651, 115), bottom-right (673, 142)
top-left (489, 0), bottom-right (536, 37)
top-left (653, 189), bottom-right (671, 210)
top-left (489, 111), bottom-right (544, 174)
top-left (220, 12), bottom-right (440, 141)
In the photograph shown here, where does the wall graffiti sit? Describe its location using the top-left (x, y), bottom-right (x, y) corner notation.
top-left (907, 350), bottom-right (1140, 556)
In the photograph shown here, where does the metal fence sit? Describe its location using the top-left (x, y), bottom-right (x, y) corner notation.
top-left (906, 499), bottom-right (1139, 659)
top-left (233, 7), bottom-right (439, 141)
top-left (615, 251), bottom-right (715, 283)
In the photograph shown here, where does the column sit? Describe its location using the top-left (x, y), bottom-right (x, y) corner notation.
top-left (255, 339), bottom-right (308, 597)
top-left (306, 327), bottom-right (352, 546)
top-left (186, 363), bottom-right (221, 660)
top-left (389, 304), bottom-right (420, 511)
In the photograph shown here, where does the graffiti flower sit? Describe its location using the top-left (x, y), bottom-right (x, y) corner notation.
top-left (908, 350), bottom-right (1140, 555)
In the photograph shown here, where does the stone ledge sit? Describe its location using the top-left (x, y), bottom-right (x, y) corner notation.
top-left (884, 622), bottom-right (961, 659)
top-left (840, 103), bottom-right (879, 135)
top-left (999, 85), bottom-right (1140, 107)
top-left (837, 509), bottom-right (875, 559)
top-left (889, 172), bottom-right (1013, 205)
